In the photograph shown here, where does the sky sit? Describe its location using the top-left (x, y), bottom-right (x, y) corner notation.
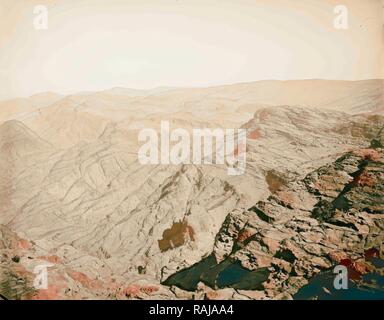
top-left (0, 0), bottom-right (383, 100)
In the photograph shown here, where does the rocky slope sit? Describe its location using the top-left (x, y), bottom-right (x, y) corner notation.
top-left (0, 80), bottom-right (383, 299)
top-left (2, 144), bottom-right (382, 300)
top-left (0, 223), bottom-right (177, 300)
top-left (165, 146), bottom-right (384, 299)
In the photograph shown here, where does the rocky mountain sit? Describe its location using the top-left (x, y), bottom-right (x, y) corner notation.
top-left (0, 79), bottom-right (382, 149)
top-left (164, 146), bottom-right (384, 299)
top-left (1, 143), bottom-right (382, 300)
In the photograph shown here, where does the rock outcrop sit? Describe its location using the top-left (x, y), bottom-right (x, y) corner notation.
top-left (0, 82), bottom-right (383, 299)
top-left (165, 147), bottom-right (384, 299)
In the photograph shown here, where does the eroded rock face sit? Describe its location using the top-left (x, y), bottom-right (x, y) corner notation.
top-left (0, 224), bottom-right (178, 300)
top-left (1, 96), bottom-right (383, 299)
top-left (166, 147), bottom-right (384, 299)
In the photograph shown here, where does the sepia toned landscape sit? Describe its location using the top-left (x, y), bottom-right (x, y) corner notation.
top-left (0, 0), bottom-right (383, 300)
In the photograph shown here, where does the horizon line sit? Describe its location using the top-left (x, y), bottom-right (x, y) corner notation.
top-left (1, 78), bottom-right (383, 103)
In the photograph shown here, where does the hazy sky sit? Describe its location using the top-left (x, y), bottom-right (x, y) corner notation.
top-left (0, 0), bottom-right (383, 99)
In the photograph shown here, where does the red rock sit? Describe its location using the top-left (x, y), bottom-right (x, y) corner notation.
top-left (123, 284), bottom-right (141, 298)
top-left (328, 251), bottom-right (349, 263)
top-left (346, 266), bottom-right (362, 280)
top-left (354, 149), bottom-right (381, 162)
top-left (248, 128), bottom-right (262, 140)
top-left (334, 258), bottom-right (371, 281)
top-left (37, 255), bottom-right (62, 264)
top-left (33, 285), bottom-right (62, 300)
top-left (205, 291), bottom-right (219, 300)
top-left (237, 229), bottom-right (254, 242)
top-left (205, 288), bottom-right (234, 300)
top-left (140, 285), bottom-right (159, 295)
top-left (18, 239), bottom-right (32, 250)
top-left (353, 171), bottom-right (376, 187)
top-left (352, 260), bottom-right (373, 275)
top-left (121, 284), bottom-right (159, 297)
top-left (364, 248), bottom-right (380, 260)
top-left (68, 270), bottom-right (101, 290)
top-left (340, 258), bottom-right (352, 267)
top-left (259, 110), bottom-right (269, 121)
